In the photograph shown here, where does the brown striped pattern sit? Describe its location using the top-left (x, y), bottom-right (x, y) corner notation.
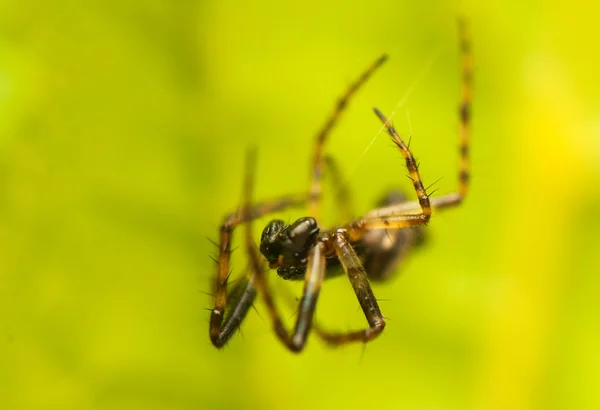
top-left (346, 20), bottom-right (473, 220)
top-left (346, 214), bottom-right (431, 242)
top-left (314, 231), bottom-right (385, 345)
top-left (373, 107), bottom-right (432, 218)
top-left (457, 19), bottom-right (472, 199)
top-left (343, 108), bottom-right (432, 241)
top-left (308, 54), bottom-right (388, 221)
top-left (211, 21), bottom-right (473, 351)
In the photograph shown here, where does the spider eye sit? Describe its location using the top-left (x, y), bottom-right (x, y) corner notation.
top-left (259, 218), bottom-right (319, 268)
top-left (260, 219), bottom-right (285, 242)
top-left (259, 219), bottom-right (286, 263)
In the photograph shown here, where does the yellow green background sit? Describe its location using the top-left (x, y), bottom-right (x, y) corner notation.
top-left (2, 1), bottom-right (599, 409)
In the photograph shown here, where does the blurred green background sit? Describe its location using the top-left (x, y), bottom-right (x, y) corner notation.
top-left (2, 1), bottom-right (600, 409)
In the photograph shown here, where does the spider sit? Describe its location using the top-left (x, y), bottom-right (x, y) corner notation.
top-left (209, 22), bottom-right (472, 352)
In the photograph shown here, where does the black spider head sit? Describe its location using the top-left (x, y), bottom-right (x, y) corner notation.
top-left (259, 219), bottom-right (286, 265)
top-left (259, 217), bottom-right (320, 279)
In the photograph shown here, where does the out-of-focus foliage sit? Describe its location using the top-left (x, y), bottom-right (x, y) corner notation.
top-left (1, 1), bottom-right (599, 410)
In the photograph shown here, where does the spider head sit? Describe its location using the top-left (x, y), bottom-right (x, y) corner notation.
top-left (259, 217), bottom-right (319, 280)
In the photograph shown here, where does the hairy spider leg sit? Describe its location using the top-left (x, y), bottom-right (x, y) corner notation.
top-left (210, 21), bottom-right (472, 350)
top-left (210, 275), bottom-right (257, 347)
top-left (243, 149), bottom-right (327, 352)
top-left (315, 21), bottom-right (472, 345)
top-left (314, 231), bottom-right (386, 345)
top-left (309, 54), bottom-right (388, 222)
top-left (312, 103), bottom-right (431, 345)
top-left (364, 20), bottom-right (473, 219)
top-left (344, 107), bottom-right (432, 242)
top-left (361, 191), bottom-right (425, 281)
top-left (210, 192), bottom-right (306, 347)
top-left (324, 156), bottom-right (423, 282)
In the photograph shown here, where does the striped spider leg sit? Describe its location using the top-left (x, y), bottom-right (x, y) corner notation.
top-left (308, 54), bottom-right (388, 221)
top-left (210, 54), bottom-right (389, 348)
top-left (210, 21), bottom-right (472, 351)
top-left (312, 107), bottom-right (433, 346)
top-left (324, 156), bottom-right (425, 281)
top-left (242, 99), bottom-right (433, 350)
top-left (304, 21), bottom-right (473, 347)
top-left (363, 19), bottom-right (472, 220)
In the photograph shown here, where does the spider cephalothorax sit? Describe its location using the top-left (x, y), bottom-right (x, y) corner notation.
top-left (259, 217), bottom-right (319, 280)
top-left (209, 21), bottom-right (472, 352)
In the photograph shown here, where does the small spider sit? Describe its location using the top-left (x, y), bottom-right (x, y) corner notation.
top-left (209, 22), bottom-right (472, 352)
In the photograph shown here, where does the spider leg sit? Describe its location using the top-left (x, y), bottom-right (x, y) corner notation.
top-left (314, 231), bottom-right (386, 345)
top-left (361, 20), bottom-right (473, 218)
top-left (210, 274), bottom-right (257, 347)
top-left (210, 192), bottom-right (306, 347)
top-left (342, 107), bottom-right (432, 241)
top-left (309, 54), bottom-right (387, 221)
top-left (243, 149), bottom-right (327, 352)
top-left (248, 239), bottom-right (327, 352)
top-left (324, 155), bottom-right (355, 222)
top-left (361, 191), bottom-right (425, 281)
top-left (457, 18), bottom-right (472, 200)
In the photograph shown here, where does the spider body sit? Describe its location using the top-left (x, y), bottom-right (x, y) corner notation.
top-left (260, 190), bottom-right (424, 282)
top-left (260, 217), bottom-right (321, 280)
top-left (209, 22), bottom-right (472, 352)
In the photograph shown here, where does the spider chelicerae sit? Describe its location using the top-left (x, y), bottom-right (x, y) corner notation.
top-left (209, 22), bottom-right (472, 353)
